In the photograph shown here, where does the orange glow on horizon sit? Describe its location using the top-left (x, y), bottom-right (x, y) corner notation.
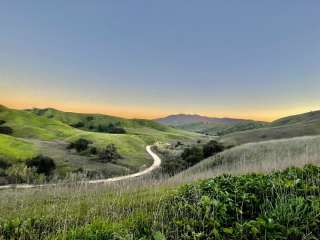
top-left (1, 98), bottom-right (318, 122)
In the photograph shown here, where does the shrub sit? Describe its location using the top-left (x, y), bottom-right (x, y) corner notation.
top-left (202, 140), bottom-right (224, 158)
top-left (0, 126), bottom-right (13, 135)
top-left (0, 158), bottom-right (11, 169)
top-left (68, 138), bottom-right (92, 152)
top-left (161, 156), bottom-right (187, 176)
top-left (0, 120), bottom-right (5, 125)
top-left (70, 122), bottom-right (85, 128)
top-left (97, 123), bottom-right (126, 134)
top-left (181, 146), bottom-right (203, 166)
top-left (26, 155), bottom-right (56, 176)
top-left (90, 147), bottom-right (98, 155)
top-left (99, 144), bottom-right (122, 162)
top-left (175, 141), bottom-right (183, 148)
top-left (86, 116), bottom-right (94, 121)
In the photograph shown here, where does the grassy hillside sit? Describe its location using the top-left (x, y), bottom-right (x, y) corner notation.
top-left (176, 135), bottom-right (320, 183)
top-left (0, 105), bottom-right (78, 140)
top-left (220, 110), bottom-right (320, 146)
top-left (0, 134), bottom-right (38, 163)
top-left (0, 105), bottom-right (198, 182)
top-left (30, 108), bottom-right (169, 132)
top-left (272, 110), bottom-right (320, 126)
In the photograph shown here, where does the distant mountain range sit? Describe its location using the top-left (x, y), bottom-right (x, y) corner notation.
top-left (155, 114), bottom-right (257, 126)
top-left (156, 110), bottom-right (320, 144)
top-left (155, 114), bottom-right (268, 136)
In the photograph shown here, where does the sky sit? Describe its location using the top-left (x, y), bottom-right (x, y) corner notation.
top-left (0, 1), bottom-right (320, 121)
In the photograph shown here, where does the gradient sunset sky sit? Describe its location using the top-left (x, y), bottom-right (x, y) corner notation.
top-left (1, 1), bottom-right (319, 121)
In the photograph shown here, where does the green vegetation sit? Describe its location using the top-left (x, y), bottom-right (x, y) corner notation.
top-left (97, 123), bottom-right (126, 134)
top-left (155, 140), bottom-right (224, 176)
top-left (160, 165), bottom-right (320, 239)
top-left (98, 144), bottom-right (122, 163)
top-left (0, 120), bottom-right (13, 135)
top-left (26, 155), bottom-right (56, 176)
top-left (67, 138), bottom-right (93, 153)
top-left (202, 140), bottom-right (224, 158)
top-left (1, 165), bottom-right (320, 239)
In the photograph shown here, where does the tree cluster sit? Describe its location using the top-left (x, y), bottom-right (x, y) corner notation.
top-left (0, 120), bottom-right (13, 135)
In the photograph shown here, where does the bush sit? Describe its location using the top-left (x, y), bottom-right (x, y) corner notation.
top-left (86, 116), bottom-right (94, 121)
top-left (97, 123), bottom-right (126, 134)
top-left (0, 126), bottom-right (13, 135)
top-left (181, 146), bottom-right (203, 166)
top-left (99, 144), bottom-right (122, 162)
top-left (26, 155), bottom-right (56, 176)
top-left (90, 147), bottom-right (97, 155)
top-left (70, 122), bottom-right (85, 128)
top-left (0, 120), bottom-right (5, 125)
top-left (0, 158), bottom-right (11, 169)
top-left (161, 155), bottom-right (187, 176)
top-left (202, 140), bottom-right (224, 158)
top-left (68, 138), bottom-right (92, 152)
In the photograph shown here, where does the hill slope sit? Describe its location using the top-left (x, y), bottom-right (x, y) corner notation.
top-left (220, 110), bottom-right (320, 146)
top-left (30, 108), bottom-right (168, 132)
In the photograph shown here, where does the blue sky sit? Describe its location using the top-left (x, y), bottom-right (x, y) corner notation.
top-left (0, 1), bottom-right (319, 120)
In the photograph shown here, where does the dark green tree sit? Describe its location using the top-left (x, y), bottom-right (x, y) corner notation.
top-left (99, 144), bottom-right (122, 162)
top-left (68, 138), bottom-right (92, 152)
top-left (202, 140), bottom-right (224, 158)
top-left (181, 146), bottom-right (203, 166)
top-left (26, 155), bottom-right (56, 176)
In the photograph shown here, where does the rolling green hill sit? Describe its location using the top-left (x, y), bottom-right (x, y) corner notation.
top-left (220, 110), bottom-right (320, 146)
top-left (29, 108), bottom-right (168, 132)
top-left (0, 105), bottom-right (199, 183)
top-left (0, 134), bottom-right (38, 163)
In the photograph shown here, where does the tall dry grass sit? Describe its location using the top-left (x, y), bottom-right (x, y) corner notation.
top-left (173, 135), bottom-right (320, 183)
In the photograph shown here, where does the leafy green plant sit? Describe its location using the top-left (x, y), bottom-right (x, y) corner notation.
top-left (158, 165), bottom-right (320, 239)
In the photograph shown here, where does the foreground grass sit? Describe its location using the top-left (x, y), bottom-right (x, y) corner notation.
top-left (1, 165), bottom-right (320, 239)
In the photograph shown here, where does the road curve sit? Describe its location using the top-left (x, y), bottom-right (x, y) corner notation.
top-left (0, 145), bottom-right (161, 190)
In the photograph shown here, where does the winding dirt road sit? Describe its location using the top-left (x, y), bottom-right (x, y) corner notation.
top-left (0, 145), bottom-right (161, 190)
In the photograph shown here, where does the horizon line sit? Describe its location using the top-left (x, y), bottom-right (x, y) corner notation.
top-left (2, 102), bottom-right (317, 123)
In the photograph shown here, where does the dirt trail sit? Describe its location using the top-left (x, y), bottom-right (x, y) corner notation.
top-left (0, 145), bottom-right (161, 190)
